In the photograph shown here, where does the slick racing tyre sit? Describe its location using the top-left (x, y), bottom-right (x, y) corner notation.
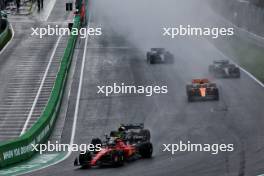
top-left (137, 142), bottom-right (153, 158)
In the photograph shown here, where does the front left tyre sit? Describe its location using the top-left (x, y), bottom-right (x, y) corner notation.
top-left (78, 151), bottom-right (92, 168)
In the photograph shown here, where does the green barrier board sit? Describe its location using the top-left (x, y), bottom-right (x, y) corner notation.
top-left (0, 20), bottom-right (11, 51)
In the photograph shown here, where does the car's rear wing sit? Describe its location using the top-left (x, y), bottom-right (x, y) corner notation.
top-left (151, 48), bottom-right (165, 52)
top-left (213, 60), bottom-right (229, 64)
top-left (191, 83), bottom-right (217, 89)
top-left (192, 79), bottom-right (209, 84)
top-left (120, 123), bottom-right (144, 129)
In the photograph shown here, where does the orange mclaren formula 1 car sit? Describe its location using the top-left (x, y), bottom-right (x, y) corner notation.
top-left (74, 137), bottom-right (153, 168)
top-left (186, 79), bottom-right (219, 102)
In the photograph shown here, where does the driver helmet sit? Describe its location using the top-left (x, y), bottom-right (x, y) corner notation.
top-left (118, 126), bottom-right (126, 132)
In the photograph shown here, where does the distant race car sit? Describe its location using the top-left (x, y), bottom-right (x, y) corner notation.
top-left (110, 123), bottom-right (151, 144)
top-left (74, 137), bottom-right (153, 168)
top-left (147, 48), bottom-right (174, 64)
top-left (209, 60), bottom-right (240, 78)
top-left (186, 79), bottom-right (219, 102)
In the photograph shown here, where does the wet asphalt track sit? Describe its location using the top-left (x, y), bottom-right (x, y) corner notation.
top-left (27, 1), bottom-right (264, 176)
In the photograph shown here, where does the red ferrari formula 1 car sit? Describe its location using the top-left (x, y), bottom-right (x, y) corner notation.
top-left (186, 79), bottom-right (219, 102)
top-left (74, 137), bottom-right (153, 168)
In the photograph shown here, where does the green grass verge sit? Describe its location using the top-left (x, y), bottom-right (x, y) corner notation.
top-left (212, 35), bottom-right (264, 83)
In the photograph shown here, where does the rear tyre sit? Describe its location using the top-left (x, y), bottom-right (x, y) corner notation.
top-left (138, 142), bottom-right (153, 158)
top-left (214, 89), bottom-right (219, 101)
top-left (150, 58), bottom-right (155, 64)
top-left (140, 129), bottom-right (151, 142)
top-left (188, 96), bottom-right (193, 102)
top-left (187, 91), bottom-right (193, 102)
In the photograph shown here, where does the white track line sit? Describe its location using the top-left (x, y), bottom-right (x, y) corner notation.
top-left (237, 66), bottom-right (264, 87)
top-left (20, 35), bottom-right (62, 135)
top-left (65, 14), bottom-right (91, 159)
top-left (0, 23), bottom-right (15, 55)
